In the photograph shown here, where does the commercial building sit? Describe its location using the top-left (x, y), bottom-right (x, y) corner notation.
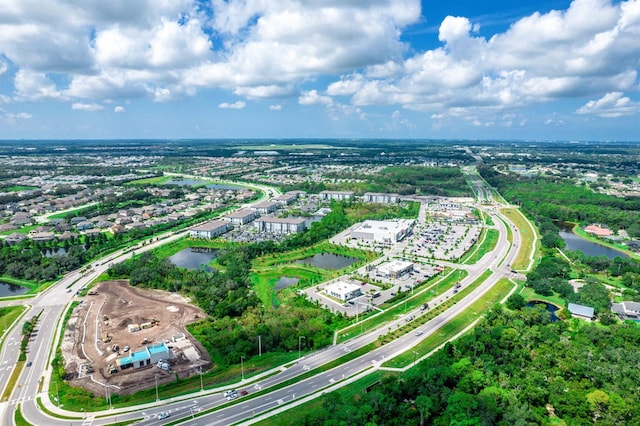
top-left (189, 220), bottom-right (231, 239)
top-left (377, 260), bottom-right (414, 278)
top-left (117, 343), bottom-right (171, 370)
top-left (350, 219), bottom-right (414, 244)
top-left (324, 281), bottom-right (362, 301)
top-left (363, 192), bottom-right (399, 204)
top-left (254, 217), bottom-right (306, 234)
top-left (225, 209), bottom-right (257, 225)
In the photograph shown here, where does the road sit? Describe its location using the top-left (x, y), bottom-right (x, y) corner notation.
top-left (0, 174), bottom-right (525, 426)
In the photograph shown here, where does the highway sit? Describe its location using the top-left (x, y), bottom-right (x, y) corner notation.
top-left (0, 174), bottom-right (525, 425)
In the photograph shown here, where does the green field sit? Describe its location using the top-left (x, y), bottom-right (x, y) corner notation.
top-left (4, 185), bottom-right (37, 192)
top-left (501, 207), bottom-right (538, 271)
top-left (460, 228), bottom-right (499, 264)
top-left (124, 175), bottom-right (172, 185)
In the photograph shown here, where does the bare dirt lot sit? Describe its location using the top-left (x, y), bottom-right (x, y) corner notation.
top-left (62, 280), bottom-right (210, 396)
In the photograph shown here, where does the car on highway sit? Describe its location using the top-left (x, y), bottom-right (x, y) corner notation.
top-left (26, 361), bottom-right (32, 367)
top-left (415, 330), bottom-right (423, 336)
top-left (158, 411), bottom-right (170, 419)
top-left (240, 389), bottom-right (248, 396)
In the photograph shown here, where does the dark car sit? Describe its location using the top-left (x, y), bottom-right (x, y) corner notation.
top-left (26, 361), bottom-right (32, 367)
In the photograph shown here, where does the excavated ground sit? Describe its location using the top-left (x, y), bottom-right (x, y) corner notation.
top-left (61, 280), bottom-right (210, 396)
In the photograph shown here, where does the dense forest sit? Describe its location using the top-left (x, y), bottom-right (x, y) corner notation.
top-left (282, 166), bottom-right (472, 197)
top-left (302, 306), bottom-right (640, 425)
top-left (478, 165), bottom-right (640, 237)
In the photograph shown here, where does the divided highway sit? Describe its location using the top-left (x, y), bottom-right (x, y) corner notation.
top-left (0, 175), bottom-right (524, 426)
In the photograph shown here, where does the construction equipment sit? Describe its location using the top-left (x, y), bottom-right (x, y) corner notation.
top-left (150, 317), bottom-right (159, 326)
top-left (111, 344), bottom-right (119, 352)
top-left (108, 364), bottom-right (117, 374)
top-left (102, 315), bottom-right (109, 321)
top-left (101, 332), bottom-right (112, 343)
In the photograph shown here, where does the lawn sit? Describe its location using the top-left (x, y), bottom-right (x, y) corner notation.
top-left (501, 207), bottom-right (538, 271)
top-left (460, 228), bottom-right (499, 264)
top-left (250, 265), bottom-right (333, 308)
top-left (124, 175), bottom-right (173, 185)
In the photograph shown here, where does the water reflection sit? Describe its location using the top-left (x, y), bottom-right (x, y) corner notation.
top-left (295, 253), bottom-right (358, 270)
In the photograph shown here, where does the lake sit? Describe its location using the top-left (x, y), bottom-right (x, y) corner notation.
top-left (559, 230), bottom-right (628, 259)
top-left (0, 282), bottom-right (29, 297)
top-left (168, 248), bottom-right (218, 270)
top-left (274, 276), bottom-right (299, 291)
top-left (42, 247), bottom-right (68, 257)
top-left (296, 253), bottom-right (359, 270)
top-left (526, 301), bottom-right (559, 322)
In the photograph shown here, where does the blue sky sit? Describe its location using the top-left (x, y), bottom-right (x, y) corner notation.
top-left (0, 0), bottom-right (638, 141)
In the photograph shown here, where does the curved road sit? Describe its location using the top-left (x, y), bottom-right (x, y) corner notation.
top-left (0, 175), bottom-right (525, 426)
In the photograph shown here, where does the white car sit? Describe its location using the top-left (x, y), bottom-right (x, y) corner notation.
top-left (158, 411), bottom-right (170, 419)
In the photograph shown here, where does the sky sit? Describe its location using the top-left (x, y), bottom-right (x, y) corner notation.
top-left (0, 0), bottom-right (639, 141)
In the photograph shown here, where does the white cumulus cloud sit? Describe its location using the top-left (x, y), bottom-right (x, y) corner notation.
top-left (576, 91), bottom-right (640, 117)
top-left (114, 105), bottom-right (125, 113)
top-left (219, 101), bottom-right (246, 109)
top-left (72, 103), bottom-right (104, 111)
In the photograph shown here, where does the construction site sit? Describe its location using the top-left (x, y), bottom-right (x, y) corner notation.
top-left (61, 280), bottom-right (210, 396)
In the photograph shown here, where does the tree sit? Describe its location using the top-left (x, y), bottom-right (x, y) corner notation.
top-left (506, 293), bottom-right (526, 310)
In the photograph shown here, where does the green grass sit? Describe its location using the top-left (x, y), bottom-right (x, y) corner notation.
top-left (256, 241), bottom-right (377, 268)
top-left (0, 305), bottom-right (27, 344)
top-left (383, 278), bottom-right (514, 368)
top-left (501, 207), bottom-right (538, 271)
top-left (461, 228), bottom-right (499, 264)
top-left (519, 286), bottom-right (565, 308)
top-left (0, 224), bottom-right (40, 236)
top-left (5, 185), bottom-right (37, 192)
top-left (14, 404), bottom-right (31, 426)
top-left (125, 175), bottom-right (173, 185)
top-left (250, 266), bottom-right (332, 308)
top-left (252, 370), bottom-right (395, 426)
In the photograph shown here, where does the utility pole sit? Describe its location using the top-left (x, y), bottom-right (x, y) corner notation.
top-left (241, 356), bottom-right (245, 381)
top-left (258, 335), bottom-right (262, 357)
top-left (154, 374), bottom-right (159, 402)
top-left (298, 336), bottom-right (305, 360)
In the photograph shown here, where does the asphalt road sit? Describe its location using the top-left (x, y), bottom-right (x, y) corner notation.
top-left (0, 176), bottom-right (523, 426)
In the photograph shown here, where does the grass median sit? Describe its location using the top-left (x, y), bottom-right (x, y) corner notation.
top-left (500, 207), bottom-right (538, 271)
top-left (383, 277), bottom-right (514, 368)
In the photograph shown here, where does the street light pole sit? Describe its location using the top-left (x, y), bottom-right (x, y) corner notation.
top-left (154, 374), bottom-right (159, 402)
top-left (298, 336), bottom-right (305, 360)
top-left (258, 335), bottom-right (262, 357)
top-left (241, 356), bottom-right (245, 381)
top-left (199, 366), bottom-right (203, 392)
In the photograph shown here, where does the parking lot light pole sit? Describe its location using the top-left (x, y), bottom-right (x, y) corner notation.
top-left (298, 336), bottom-right (305, 360)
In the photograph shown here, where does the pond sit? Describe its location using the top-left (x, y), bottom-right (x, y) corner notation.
top-left (526, 301), bottom-right (560, 322)
top-left (558, 229), bottom-right (629, 259)
top-left (42, 247), bottom-right (68, 257)
top-left (274, 276), bottom-right (299, 291)
top-left (0, 282), bottom-right (29, 297)
top-left (164, 178), bottom-right (204, 187)
top-left (206, 183), bottom-right (242, 191)
top-left (168, 247), bottom-right (218, 271)
top-left (296, 253), bottom-right (359, 270)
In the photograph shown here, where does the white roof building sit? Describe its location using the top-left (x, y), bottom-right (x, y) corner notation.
top-left (377, 260), bottom-right (414, 278)
top-left (324, 281), bottom-right (362, 301)
top-left (350, 219), bottom-right (414, 244)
